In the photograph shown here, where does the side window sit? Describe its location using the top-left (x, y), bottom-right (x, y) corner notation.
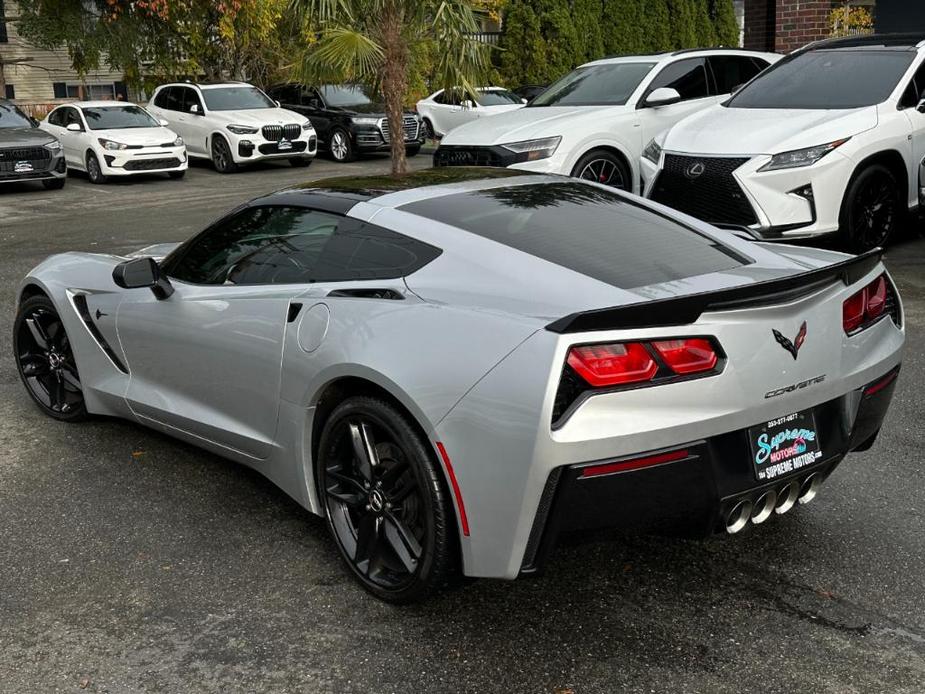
top-left (179, 87), bottom-right (204, 113)
top-left (153, 87), bottom-right (172, 110)
top-left (899, 61), bottom-right (925, 109)
top-left (647, 58), bottom-right (710, 101)
top-left (269, 85), bottom-right (299, 104)
top-left (164, 206), bottom-right (440, 286)
top-left (432, 90), bottom-right (446, 105)
top-left (63, 107), bottom-right (83, 129)
top-left (47, 108), bottom-right (63, 127)
top-left (708, 56), bottom-right (768, 95)
top-left (165, 87), bottom-right (183, 112)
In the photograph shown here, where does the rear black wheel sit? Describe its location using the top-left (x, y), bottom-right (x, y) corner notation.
top-left (422, 118), bottom-right (436, 141)
top-left (42, 178), bottom-right (66, 190)
top-left (317, 396), bottom-right (457, 603)
top-left (13, 295), bottom-right (87, 422)
top-left (840, 164), bottom-right (901, 253)
top-left (211, 135), bottom-right (238, 174)
top-left (571, 148), bottom-right (630, 191)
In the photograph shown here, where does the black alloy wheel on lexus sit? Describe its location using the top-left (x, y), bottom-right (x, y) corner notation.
top-left (317, 396), bottom-right (455, 603)
top-left (571, 148), bottom-right (630, 191)
top-left (13, 295), bottom-right (87, 422)
top-left (841, 163), bottom-right (901, 253)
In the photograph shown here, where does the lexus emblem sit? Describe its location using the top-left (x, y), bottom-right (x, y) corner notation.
top-left (772, 321), bottom-right (807, 360)
top-left (685, 161), bottom-right (705, 179)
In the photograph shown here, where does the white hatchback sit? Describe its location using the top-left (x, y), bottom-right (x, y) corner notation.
top-left (41, 101), bottom-right (187, 183)
top-left (416, 87), bottom-right (525, 139)
top-left (146, 82), bottom-right (317, 173)
top-left (435, 50), bottom-right (779, 193)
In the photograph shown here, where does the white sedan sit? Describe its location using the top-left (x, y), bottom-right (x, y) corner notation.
top-left (416, 87), bottom-right (525, 139)
top-left (41, 101), bottom-right (187, 183)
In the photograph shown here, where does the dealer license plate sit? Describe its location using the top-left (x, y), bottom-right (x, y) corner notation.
top-left (14, 161), bottom-right (33, 173)
top-left (278, 140), bottom-right (292, 151)
top-left (748, 409), bottom-right (823, 482)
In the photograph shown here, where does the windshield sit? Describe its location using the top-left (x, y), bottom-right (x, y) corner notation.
top-left (82, 105), bottom-right (160, 130)
top-left (727, 49), bottom-right (915, 109)
top-left (0, 102), bottom-right (34, 129)
top-left (477, 89), bottom-right (522, 106)
top-left (320, 85), bottom-right (377, 107)
top-left (529, 62), bottom-right (656, 107)
top-left (202, 86), bottom-right (275, 111)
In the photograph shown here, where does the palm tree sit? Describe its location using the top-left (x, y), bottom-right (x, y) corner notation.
top-left (290, 0), bottom-right (494, 174)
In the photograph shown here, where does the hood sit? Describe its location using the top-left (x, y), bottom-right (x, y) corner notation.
top-left (207, 107), bottom-right (307, 126)
top-left (663, 104), bottom-right (879, 155)
top-left (0, 126), bottom-right (59, 148)
top-left (90, 126), bottom-right (179, 146)
top-left (441, 105), bottom-right (621, 146)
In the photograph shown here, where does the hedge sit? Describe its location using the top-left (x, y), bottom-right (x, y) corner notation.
top-left (499, 0), bottom-right (741, 87)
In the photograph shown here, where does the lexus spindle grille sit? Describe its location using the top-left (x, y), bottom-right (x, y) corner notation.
top-left (651, 155), bottom-right (757, 227)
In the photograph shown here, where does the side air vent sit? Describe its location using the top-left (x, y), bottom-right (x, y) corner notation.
top-left (327, 288), bottom-right (404, 300)
top-left (71, 294), bottom-right (128, 374)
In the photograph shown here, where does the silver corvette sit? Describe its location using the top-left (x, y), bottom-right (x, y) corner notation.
top-left (13, 168), bottom-right (904, 602)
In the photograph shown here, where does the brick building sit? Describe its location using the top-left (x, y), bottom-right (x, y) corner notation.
top-left (743, 0), bottom-right (878, 54)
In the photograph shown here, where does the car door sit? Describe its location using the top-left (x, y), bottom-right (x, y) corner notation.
top-left (898, 59), bottom-right (925, 208)
top-left (303, 88), bottom-right (332, 146)
top-left (176, 86), bottom-right (209, 155)
top-left (638, 57), bottom-right (717, 151)
top-left (60, 107), bottom-right (87, 166)
top-left (443, 89), bottom-right (476, 133)
top-left (115, 204), bottom-right (346, 459)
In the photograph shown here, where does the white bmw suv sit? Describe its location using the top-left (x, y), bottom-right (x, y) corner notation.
top-left (147, 82), bottom-right (317, 173)
top-left (642, 35), bottom-right (925, 251)
top-left (434, 48), bottom-right (779, 192)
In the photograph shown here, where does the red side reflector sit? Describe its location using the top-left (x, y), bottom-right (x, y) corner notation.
top-left (864, 369), bottom-right (898, 396)
top-left (567, 342), bottom-right (657, 387)
top-left (580, 449), bottom-right (690, 478)
top-left (651, 338), bottom-right (718, 375)
top-left (436, 442), bottom-right (469, 536)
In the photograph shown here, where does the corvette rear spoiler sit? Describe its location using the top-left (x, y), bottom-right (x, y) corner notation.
top-left (546, 248), bottom-right (882, 334)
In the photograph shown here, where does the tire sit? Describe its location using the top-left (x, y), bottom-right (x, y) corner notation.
top-left (422, 118), bottom-right (436, 141)
top-left (289, 157), bottom-right (312, 168)
top-left (168, 170), bottom-right (186, 179)
top-left (86, 152), bottom-right (107, 184)
top-left (211, 135), bottom-right (238, 174)
top-left (329, 128), bottom-right (355, 163)
top-left (839, 163), bottom-right (902, 253)
top-left (42, 178), bottom-right (65, 190)
top-left (13, 295), bottom-right (88, 422)
top-left (570, 148), bottom-right (631, 191)
top-left (317, 395), bottom-right (457, 603)
top-left (406, 145), bottom-right (421, 158)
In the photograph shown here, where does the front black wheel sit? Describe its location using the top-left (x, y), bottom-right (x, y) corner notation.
top-left (571, 148), bottom-right (630, 190)
top-left (86, 152), bottom-right (107, 184)
top-left (42, 178), bottom-right (66, 190)
top-left (840, 164), bottom-right (901, 253)
top-left (211, 136), bottom-right (238, 174)
top-left (13, 295), bottom-right (87, 422)
top-left (317, 396), bottom-right (457, 603)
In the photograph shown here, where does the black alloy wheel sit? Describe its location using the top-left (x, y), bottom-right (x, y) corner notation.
top-left (422, 118), bottom-right (435, 141)
top-left (329, 128), bottom-right (355, 162)
top-left (317, 396), bottom-right (456, 603)
top-left (571, 148), bottom-right (630, 190)
top-left (14, 295), bottom-right (87, 422)
top-left (841, 164), bottom-right (901, 253)
top-left (86, 152), bottom-right (107, 184)
top-left (211, 135), bottom-right (238, 174)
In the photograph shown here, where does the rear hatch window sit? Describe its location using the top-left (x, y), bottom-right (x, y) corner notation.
top-left (400, 182), bottom-right (748, 289)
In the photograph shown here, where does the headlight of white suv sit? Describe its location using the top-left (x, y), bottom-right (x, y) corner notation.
top-left (227, 124), bottom-right (259, 135)
top-left (44, 140), bottom-right (62, 151)
top-left (301, 120), bottom-right (314, 131)
top-left (98, 138), bottom-right (128, 150)
top-left (501, 136), bottom-right (562, 162)
top-left (758, 138), bottom-right (850, 172)
top-left (642, 138), bottom-right (662, 165)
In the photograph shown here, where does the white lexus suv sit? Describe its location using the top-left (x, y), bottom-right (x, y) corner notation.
top-left (147, 82), bottom-right (317, 173)
top-left (642, 35), bottom-right (925, 252)
top-left (434, 48), bottom-right (779, 193)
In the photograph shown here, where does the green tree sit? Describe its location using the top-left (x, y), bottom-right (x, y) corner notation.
top-left (710, 0), bottom-right (740, 46)
top-left (601, 0), bottom-right (646, 56)
top-left (571, 0), bottom-right (604, 65)
top-left (692, 0), bottom-right (716, 46)
top-left (668, 0), bottom-right (696, 48)
top-left (499, 1), bottom-right (546, 85)
top-left (291, 0), bottom-right (493, 175)
top-left (639, 0), bottom-right (672, 52)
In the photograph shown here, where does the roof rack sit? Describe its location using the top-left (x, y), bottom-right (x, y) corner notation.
top-left (801, 33), bottom-right (925, 51)
top-left (670, 46), bottom-right (751, 56)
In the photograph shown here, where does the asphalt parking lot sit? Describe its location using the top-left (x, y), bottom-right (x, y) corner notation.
top-left (1, 155), bottom-right (925, 693)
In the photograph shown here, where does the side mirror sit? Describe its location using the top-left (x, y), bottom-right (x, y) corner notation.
top-left (275, 100), bottom-right (281, 108)
top-left (917, 98), bottom-right (925, 114)
top-left (189, 103), bottom-right (200, 114)
top-left (66, 123), bottom-right (82, 132)
top-left (461, 99), bottom-right (474, 109)
top-left (521, 98), bottom-right (528, 104)
top-left (644, 87), bottom-right (682, 108)
top-left (112, 257), bottom-right (174, 300)
top-left (159, 119), bottom-right (169, 127)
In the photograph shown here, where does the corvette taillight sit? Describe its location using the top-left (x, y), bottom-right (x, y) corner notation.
top-left (566, 338), bottom-right (720, 388)
top-left (651, 338), bottom-right (718, 374)
top-left (843, 273), bottom-right (891, 335)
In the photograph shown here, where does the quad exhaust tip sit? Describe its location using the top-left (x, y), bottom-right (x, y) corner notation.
top-left (798, 473), bottom-right (822, 505)
top-left (725, 473), bottom-right (823, 534)
top-left (775, 481), bottom-right (800, 515)
top-left (725, 499), bottom-right (753, 534)
top-left (751, 490), bottom-right (777, 525)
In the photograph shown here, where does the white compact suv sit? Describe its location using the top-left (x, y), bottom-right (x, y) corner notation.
top-left (147, 82), bottom-right (317, 173)
top-left (416, 87), bottom-right (525, 138)
top-left (642, 34), bottom-right (925, 251)
top-left (434, 49), bottom-right (779, 192)
top-left (41, 101), bottom-right (186, 183)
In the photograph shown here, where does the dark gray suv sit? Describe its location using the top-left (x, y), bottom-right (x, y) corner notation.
top-left (0, 99), bottom-right (67, 190)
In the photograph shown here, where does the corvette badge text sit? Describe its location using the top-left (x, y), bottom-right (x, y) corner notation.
top-left (765, 374), bottom-right (826, 399)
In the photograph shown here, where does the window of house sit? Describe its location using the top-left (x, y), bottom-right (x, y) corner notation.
top-left (64, 83), bottom-right (117, 100)
top-left (4, 85), bottom-right (13, 99)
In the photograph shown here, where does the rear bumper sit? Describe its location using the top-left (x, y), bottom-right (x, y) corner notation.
top-left (521, 367), bottom-right (900, 574)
